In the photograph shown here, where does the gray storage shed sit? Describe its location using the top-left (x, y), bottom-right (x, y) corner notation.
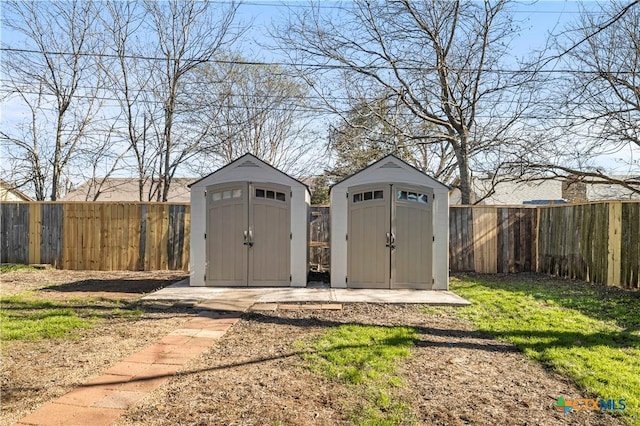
top-left (330, 155), bottom-right (449, 290)
top-left (189, 154), bottom-right (310, 287)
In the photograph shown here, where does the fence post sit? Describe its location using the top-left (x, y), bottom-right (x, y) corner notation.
top-left (28, 203), bottom-right (41, 264)
top-left (607, 201), bottom-right (622, 286)
top-left (534, 206), bottom-right (541, 273)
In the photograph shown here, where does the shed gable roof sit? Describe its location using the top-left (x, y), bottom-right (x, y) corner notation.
top-left (332, 154), bottom-right (449, 191)
top-left (188, 153), bottom-right (309, 191)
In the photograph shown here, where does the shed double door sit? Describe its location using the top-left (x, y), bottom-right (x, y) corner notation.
top-left (206, 181), bottom-right (290, 286)
top-left (347, 184), bottom-right (433, 289)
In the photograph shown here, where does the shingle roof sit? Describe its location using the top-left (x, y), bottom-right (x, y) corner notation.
top-left (61, 178), bottom-right (195, 202)
top-left (450, 175), bottom-right (639, 205)
top-left (0, 179), bottom-right (32, 202)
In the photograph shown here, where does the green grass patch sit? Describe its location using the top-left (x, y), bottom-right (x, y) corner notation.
top-left (1, 263), bottom-right (36, 273)
top-left (299, 325), bottom-right (418, 425)
top-left (449, 276), bottom-right (640, 424)
top-left (0, 293), bottom-right (143, 341)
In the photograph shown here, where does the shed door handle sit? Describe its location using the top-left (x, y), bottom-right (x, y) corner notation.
top-left (243, 230), bottom-right (253, 247)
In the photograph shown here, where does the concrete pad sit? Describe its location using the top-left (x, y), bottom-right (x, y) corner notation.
top-left (332, 289), bottom-right (471, 305)
top-left (172, 300), bottom-right (205, 308)
top-left (141, 280), bottom-right (226, 303)
top-left (141, 301), bottom-right (177, 309)
top-left (142, 279), bottom-right (470, 306)
top-left (257, 288), bottom-right (336, 303)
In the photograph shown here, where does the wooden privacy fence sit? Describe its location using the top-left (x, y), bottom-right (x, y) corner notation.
top-left (309, 206), bottom-right (330, 272)
top-left (2, 201), bottom-right (638, 288)
top-left (0, 203), bottom-right (190, 271)
top-left (537, 202), bottom-right (639, 288)
top-left (449, 202), bottom-right (640, 289)
top-left (449, 206), bottom-right (537, 274)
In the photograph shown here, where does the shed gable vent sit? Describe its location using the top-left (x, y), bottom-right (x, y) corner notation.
top-left (238, 160), bottom-right (260, 168)
top-left (380, 161), bottom-right (402, 169)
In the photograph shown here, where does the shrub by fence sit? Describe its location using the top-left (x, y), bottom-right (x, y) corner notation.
top-left (1, 201), bottom-right (638, 288)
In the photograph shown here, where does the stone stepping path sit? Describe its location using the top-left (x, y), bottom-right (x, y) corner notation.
top-left (15, 312), bottom-right (240, 426)
top-left (15, 303), bottom-right (344, 425)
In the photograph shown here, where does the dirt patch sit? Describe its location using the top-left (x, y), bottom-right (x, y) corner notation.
top-left (118, 305), bottom-right (623, 426)
top-left (1, 269), bottom-right (187, 300)
top-left (1, 271), bottom-right (626, 425)
top-left (0, 270), bottom-right (189, 426)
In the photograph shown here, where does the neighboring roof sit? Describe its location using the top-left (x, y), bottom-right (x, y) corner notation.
top-left (586, 175), bottom-right (640, 201)
top-left (188, 153), bottom-right (310, 191)
top-left (0, 179), bottom-right (32, 202)
top-left (472, 178), bottom-right (563, 205)
top-left (330, 154), bottom-right (450, 191)
top-left (451, 174), bottom-right (640, 205)
top-left (61, 178), bottom-right (195, 202)
top-left (300, 176), bottom-right (322, 188)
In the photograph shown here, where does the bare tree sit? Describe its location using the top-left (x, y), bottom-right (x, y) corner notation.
top-left (527, 0), bottom-right (640, 195)
top-left (1, 0), bottom-right (107, 200)
top-left (189, 59), bottom-right (321, 177)
top-left (325, 93), bottom-right (457, 182)
top-left (99, 0), bottom-right (159, 201)
top-left (143, 0), bottom-right (243, 201)
top-left (276, 0), bottom-right (538, 203)
top-left (1, 81), bottom-right (49, 200)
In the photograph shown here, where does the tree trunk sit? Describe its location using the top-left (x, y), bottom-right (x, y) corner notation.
top-left (454, 133), bottom-right (473, 205)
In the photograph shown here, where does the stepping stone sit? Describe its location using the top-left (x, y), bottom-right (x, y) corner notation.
top-left (18, 403), bottom-right (124, 426)
top-left (321, 304), bottom-right (342, 310)
top-left (195, 300), bottom-right (255, 312)
top-left (278, 304), bottom-right (301, 310)
top-left (92, 390), bottom-right (148, 409)
top-left (250, 303), bottom-right (278, 311)
top-left (300, 304), bottom-right (323, 310)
